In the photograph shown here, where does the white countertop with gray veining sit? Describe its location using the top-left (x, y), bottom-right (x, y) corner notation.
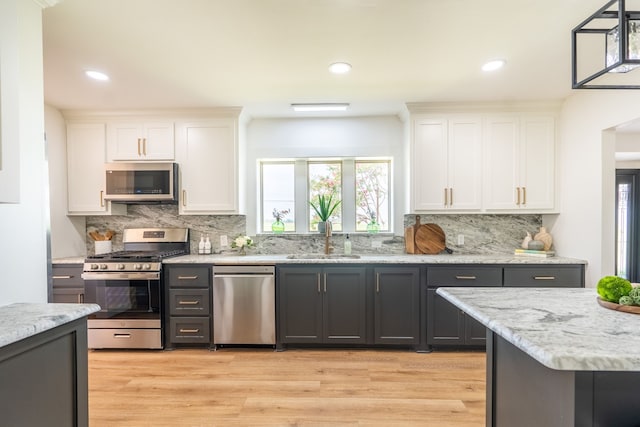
top-left (437, 287), bottom-right (639, 372)
top-left (0, 303), bottom-right (100, 348)
top-left (163, 253), bottom-right (587, 265)
top-left (52, 256), bottom-right (85, 264)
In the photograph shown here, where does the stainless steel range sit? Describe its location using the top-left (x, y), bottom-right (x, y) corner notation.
top-left (82, 228), bottom-right (189, 349)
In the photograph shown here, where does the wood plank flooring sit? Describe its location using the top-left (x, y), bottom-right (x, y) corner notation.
top-left (88, 348), bottom-right (485, 426)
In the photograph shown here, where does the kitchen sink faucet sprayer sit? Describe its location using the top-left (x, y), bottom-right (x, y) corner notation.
top-left (324, 221), bottom-right (333, 255)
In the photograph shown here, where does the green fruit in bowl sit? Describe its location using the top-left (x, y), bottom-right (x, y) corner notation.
top-left (619, 295), bottom-right (635, 306)
top-left (597, 276), bottom-right (632, 303)
top-left (629, 287), bottom-right (640, 305)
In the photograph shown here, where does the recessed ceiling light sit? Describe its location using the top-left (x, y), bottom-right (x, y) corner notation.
top-left (482, 59), bottom-right (506, 72)
top-left (85, 70), bottom-right (110, 81)
top-left (291, 103), bottom-right (350, 112)
top-left (328, 62), bottom-right (352, 74)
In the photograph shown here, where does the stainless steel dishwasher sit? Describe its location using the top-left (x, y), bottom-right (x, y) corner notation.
top-left (212, 265), bottom-right (276, 346)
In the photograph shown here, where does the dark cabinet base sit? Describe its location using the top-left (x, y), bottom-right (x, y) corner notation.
top-left (0, 318), bottom-right (89, 427)
top-left (488, 332), bottom-right (640, 427)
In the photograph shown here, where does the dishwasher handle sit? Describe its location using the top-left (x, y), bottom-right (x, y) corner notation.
top-left (212, 265), bottom-right (275, 276)
top-left (213, 274), bottom-right (274, 279)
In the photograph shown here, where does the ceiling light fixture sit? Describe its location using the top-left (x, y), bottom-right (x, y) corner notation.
top-left (85, 70), bottom-right (110, 81)
top-left (481, 59), bottom-right (506, 72)
top-left (291, 103), bottom-right (350, 112)
top-left (572, 0), bottom-right (640, 89)
top-left (328, 62), bottom-right (352, 74)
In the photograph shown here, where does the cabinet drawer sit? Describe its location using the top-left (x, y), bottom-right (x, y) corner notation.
top-left (52, 265), bottom-right (84, 288)
top-left (503, 266), bottom-right (584, 287)
top-left (169, 317), bottom-right (210, 343)
top-left (167, 266), bottom-right (210, 288)
top-left (169, 289), bottom-right (210, 315)
top-left (427, 266), bottom-right (502, 287)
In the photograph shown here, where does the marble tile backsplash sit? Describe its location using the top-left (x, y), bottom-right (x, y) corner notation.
top-left (86, 205), bottom-right (541, 255)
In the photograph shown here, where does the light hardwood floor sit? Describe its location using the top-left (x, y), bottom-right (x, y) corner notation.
top-left (88, 348), bottom-right (486, 427)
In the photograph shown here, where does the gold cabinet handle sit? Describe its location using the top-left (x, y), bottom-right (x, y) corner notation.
top-left (52, 275), bottom-right (73, 279)
top-left (137, 138), bottom-right (142, 156)
top-left (449, 188), bottom-right (453, 206)
top-left (317, 273), bottom-right (321, 293)
top-left (323, 273), bottom-right (327, 293)
top-left (114, 334), bottom-right (131, 339)
top-left (179, 329), bottom-right (200, 333)
top-left (182, 190), bottom-right (187, 207)
top-left (533, 276), bottom-right (556, 280)
top-left (522, 187), bottom-right (526, 205)
top-left (77, 293), bottom-right (84, 304)
top-left (143, 138), bottom-right (147, 156)
top-left (100, 190), bottom-right (105, 207)
top-left (178, 300), bottom-right (200, 305)
top-left (444, 188), bottom-right (448, 206)
top-left (516, 187), bottom-right (521, 205)
top-left (376, 273), bottom-right (380, 293)
top-left (455, 275), bottom-right (477, 280)
top-left (177, 275), bottom-right (198, 280)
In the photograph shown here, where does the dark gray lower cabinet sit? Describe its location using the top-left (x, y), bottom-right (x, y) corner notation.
top-left (427, 266), bottom-right (502, 348)
top-left (51, 264), bottom-right (84, 303)
top-left (373, 267), bottom-right (420, 345)
top-left (278, 266), bottom-right (367, 345)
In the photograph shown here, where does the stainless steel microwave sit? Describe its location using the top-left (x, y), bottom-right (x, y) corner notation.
top-left (104, 162), bottom-right (178, 204)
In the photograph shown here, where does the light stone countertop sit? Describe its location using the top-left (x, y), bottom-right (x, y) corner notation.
top-left (0, 303), bottom-right (100, 348)
top-left (437, 287), bottom-right (639, 372)
top-left (163, 253), bottom-right (587, 265)
top-left (52, 256), bottom-right (85, 264)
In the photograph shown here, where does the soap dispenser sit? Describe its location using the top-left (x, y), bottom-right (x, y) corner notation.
top-left (204, 235), bottom-right (212, 255)
top-left (344, 234), bottom-right (352, 255)
top-left (198, 235), bottom-right (205, 255)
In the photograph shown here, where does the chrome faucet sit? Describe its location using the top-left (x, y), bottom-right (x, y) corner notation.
top-left (324, 221), bottom-right (333, 255)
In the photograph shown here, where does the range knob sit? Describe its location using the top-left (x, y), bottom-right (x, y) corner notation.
top-left (100, 264), bottom-right (108, 270)
top-left (143, 264), bottom-right (151, 270)
top-left (134, 264), bottom-right (142, 270)
top-left (117, 264), bottom-right (125, 270)
top-left (91, 264), bottom-right (99, 270)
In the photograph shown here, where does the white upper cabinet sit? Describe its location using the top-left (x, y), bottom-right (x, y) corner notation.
top-left (175, 118), bottom-right (238, 214)
top-left (412, 116), bottom-right (482, 211)
top-left (66, 122), bottom-right (126, 215)
top-left (483, 115), bottom-right (555, 211)
top-left (107, 121), bottom-right (174, 161)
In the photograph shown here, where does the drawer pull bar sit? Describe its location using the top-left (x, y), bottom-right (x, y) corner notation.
top-left (52, 275), bottom-right (73, 279)
top-left (114, 334), bottom-right (131, 339)
top-left (177, 275), bottom-right (198, 280)
top-left (178, 300), bottom-right (199, 305)
top-left (179, 329), bottom-right (200, 333)
top-left (455, 275), bottom-right (477, 280)
top-left (533, 276), bottom-right (556, 280)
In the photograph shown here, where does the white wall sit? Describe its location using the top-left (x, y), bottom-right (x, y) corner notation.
top-left (45, 105), bottom-right (87, 258)
top-left (245, 116), bottom-right (406, 235)
top-left (0, 0), bottom-right (49, 304)
top-left (557, 90), bottom-right (640, 287)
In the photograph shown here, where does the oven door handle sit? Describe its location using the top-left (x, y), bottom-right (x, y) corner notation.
top-left (81, 272), bottom-right (160, 281)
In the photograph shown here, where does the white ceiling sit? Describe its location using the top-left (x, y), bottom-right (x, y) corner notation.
top-left (42, 0), bottom-right (615, 119)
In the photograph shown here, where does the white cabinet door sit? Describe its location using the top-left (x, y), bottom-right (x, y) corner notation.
top-left (66, 123), bottom-right (126, 215)
top-left (176, 120), bottom-right (237, 214)
top-left (484, 115), bottom-right (555, 211)
top-left (412, 116), bottom-right (482, 211)
top-left (413, 118), bottom-right (448, 210)
top-left (108, 121), bottom-right (174, 161)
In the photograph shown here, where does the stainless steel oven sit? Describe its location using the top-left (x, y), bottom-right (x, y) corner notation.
top-left (82, 228), bottom-right (189, 349)
top-left (83, 270), bottom-right (162, 349)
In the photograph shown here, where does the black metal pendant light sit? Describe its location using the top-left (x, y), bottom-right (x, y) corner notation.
top-left (572, 0), bottom-right (640, 89)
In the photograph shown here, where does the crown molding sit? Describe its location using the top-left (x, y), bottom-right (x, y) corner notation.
top-left (32, 0), bottom-right (60, 9)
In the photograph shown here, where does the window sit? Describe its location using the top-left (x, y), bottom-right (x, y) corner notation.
top-left (260, 158), bottom-right (391, 233)
top-left (261, 162), bottom-right (295, 232)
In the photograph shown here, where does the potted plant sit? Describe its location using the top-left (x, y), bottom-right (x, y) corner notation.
top-left (309, 193), bottom-right (341, 233)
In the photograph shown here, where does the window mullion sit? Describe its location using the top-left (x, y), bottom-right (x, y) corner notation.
top-left (342, 159), bottom-right (356, 232)
top-left (294, 159), bottom-right (308, 233)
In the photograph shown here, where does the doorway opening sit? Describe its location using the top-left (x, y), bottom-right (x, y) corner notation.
top-left (616, 169), bottom-right (640, 281)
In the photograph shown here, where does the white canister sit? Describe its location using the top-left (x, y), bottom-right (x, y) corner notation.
top-left (95, 240), bottom-right (112, 255)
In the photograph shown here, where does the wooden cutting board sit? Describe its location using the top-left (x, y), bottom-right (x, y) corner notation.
top-left (415, 223), bottom-right (452, 254)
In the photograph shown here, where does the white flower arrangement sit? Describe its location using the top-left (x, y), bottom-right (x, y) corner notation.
top-left (231, 235), bottom-right (254, 252)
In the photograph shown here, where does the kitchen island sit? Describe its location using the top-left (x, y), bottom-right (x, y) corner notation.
top-left (0, 303), bottom-right (100, 427)
top-left (437, 287), bottom-right (640, 427)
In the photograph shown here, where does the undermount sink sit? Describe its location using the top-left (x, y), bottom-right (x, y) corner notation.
top-left (286, 254), bottom-right (361, 259)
